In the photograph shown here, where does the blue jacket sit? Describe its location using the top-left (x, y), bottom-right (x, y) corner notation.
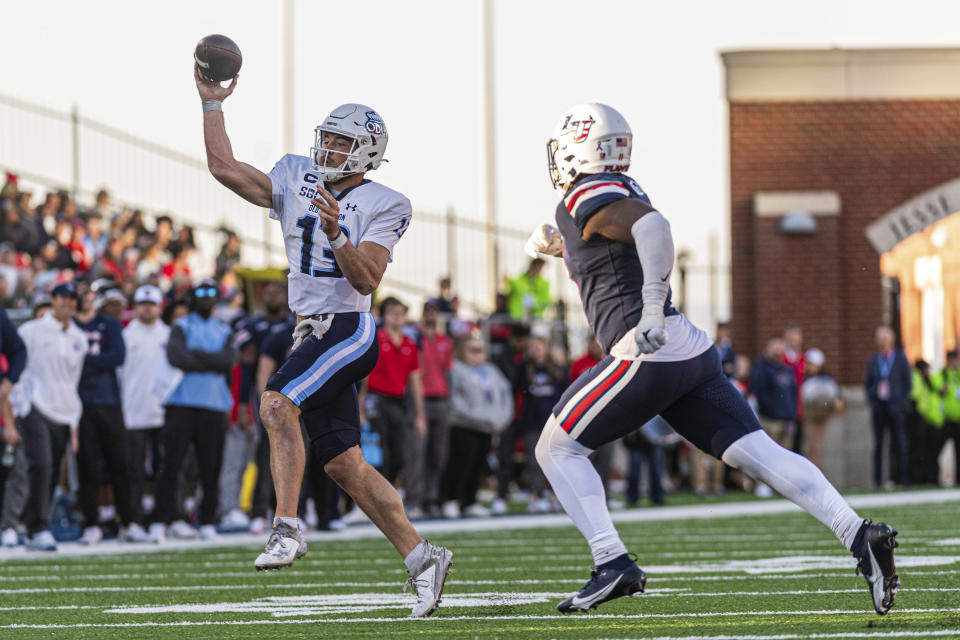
top-left (0, 308), bottom-right (26, 384)
top-left (865, 349), bottom-right (912, 412)
top-left (165, 312), bottom-right (235, 412)
top-left (750, 356), bottom-right (797, 421)
top-left (75, 314), bottom-right (125, 406)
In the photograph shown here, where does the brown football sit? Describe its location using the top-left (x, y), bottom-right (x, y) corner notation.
top-left (194, 34), bottom-right (242, 82)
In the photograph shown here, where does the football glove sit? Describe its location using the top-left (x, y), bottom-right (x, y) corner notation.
top-left (524, 224), bottom-right (563, 258)
top-left (634, 307), bottom-right (668, 355)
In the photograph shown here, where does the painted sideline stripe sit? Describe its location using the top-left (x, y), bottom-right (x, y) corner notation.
top-left (1, 489), bottom-right (954, 562)
top-left (0, 587), bottom-right (952, 610)
top-left (1, 608), bottom-right (958, 629)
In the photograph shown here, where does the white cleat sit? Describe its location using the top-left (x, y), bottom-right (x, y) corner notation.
top-left (25, 530), bottom-right (57, 551)
top-left (463, 503), bottom-right (491, 518)
top-left (0, 528), bottom-right (18, 547)
top-left (79, 526), bottom-right (103, 546)
top-left (341, 505), bottom-right (371, 526)
top-left (221, 508), bottom-right (250, 530)
top-left (148, 522), bottom-right (166, 544)
top-left (248, 516), bottom-right (268, 535)
top-left (441, 500), bottom-right (460, 519)
top-left (254, 519), bottom-right (307, 571)
top-left (406, 541), bottom-right (453, 618)
top-left (119, 522), bottom-right (152, 543)
top-left (199, 525), bottom-right (219, 541)
top-left (168, 520), bottom-right (198, 540)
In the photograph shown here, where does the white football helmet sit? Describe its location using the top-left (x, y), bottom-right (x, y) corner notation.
top-left (311, 103), bottom-right (388, 182)
top-left (547, 103), bottom-right (632, 193)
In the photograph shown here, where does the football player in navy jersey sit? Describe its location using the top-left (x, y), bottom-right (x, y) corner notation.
top-left (195, 66), bottom-right (451, 617)
top-left (525, 103), bottom-right (900, 615)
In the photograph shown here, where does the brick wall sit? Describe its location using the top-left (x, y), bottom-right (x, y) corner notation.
top-left (730, 100), bottom-right (960, 384)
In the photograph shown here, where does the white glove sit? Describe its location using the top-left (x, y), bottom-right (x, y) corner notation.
top-left (524, 224), bottom-right (563, 258)
top-left (634, 307), bottom-right (668, 355)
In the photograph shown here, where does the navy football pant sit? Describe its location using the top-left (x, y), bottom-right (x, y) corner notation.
top-left (265, 312), bottom-right (378, 466)
top-left (552, 347), bottom-right (760, 458)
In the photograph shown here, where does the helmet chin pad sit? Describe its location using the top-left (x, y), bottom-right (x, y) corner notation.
top-left (311, 128), bottom-right (362, 182)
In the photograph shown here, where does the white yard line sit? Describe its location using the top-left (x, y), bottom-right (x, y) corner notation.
top-left (1, 607), bottom-right (959, 629)
top-left (596, 632), bottom-right (960, 640)
top-left (0, 489), bottom-right (955, 562)
top-left (0, 587), bottom-right (953, 609)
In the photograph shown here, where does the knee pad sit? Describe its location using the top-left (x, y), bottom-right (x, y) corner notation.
top-left (535, 415), bottom-right (593, 469)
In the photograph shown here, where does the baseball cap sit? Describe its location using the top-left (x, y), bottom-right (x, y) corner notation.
top-left (191, 278), bottom-right (220, 299)
top-left (51, 281), bottom-right (79, 299)
top-left (134, 285), bottom-right (164, 305)
top-left (95, 288), bottom-right (127, 311)
top-left (805, 348), bottom-right (825, 367)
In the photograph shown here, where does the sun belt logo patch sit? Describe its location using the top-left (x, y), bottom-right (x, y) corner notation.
top-left (364, 111), bottom-right (386, 136)
top-left (560, 115), bottom-right (595, 143)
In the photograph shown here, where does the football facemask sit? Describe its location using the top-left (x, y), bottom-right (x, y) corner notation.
top-left (310, 103), bottom-right (388, 183)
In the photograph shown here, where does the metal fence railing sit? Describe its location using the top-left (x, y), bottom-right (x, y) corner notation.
top-left (0, 91), bottom-right (729, 346)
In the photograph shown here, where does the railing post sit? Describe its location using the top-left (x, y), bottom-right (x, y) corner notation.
top-left (71, 104), bottom-right (80, 197)
top-left (445, 206), bottom-right (456, 287)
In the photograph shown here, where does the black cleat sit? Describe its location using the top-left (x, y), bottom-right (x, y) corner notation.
top-left (852, 519), bottom-right (900, 615)
top-left (557, 559), bottom-right (646, 614)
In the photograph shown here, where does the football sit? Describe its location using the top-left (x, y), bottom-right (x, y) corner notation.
top-left (194, 34), bottom-right (242, 82)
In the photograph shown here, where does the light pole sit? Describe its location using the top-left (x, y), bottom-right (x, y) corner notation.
top-left (482, 0), bottom-right (498, 310)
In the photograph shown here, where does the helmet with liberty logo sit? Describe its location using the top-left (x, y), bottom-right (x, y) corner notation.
top-left (311, 103), bottom-right (389, 182)
top-left (547, 103), bottom-right (632, 193)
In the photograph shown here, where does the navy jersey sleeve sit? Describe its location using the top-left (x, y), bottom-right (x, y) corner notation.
top-left (262, 330), bottom-right (292, 365)
top-left (84, 316), bottom-right (126, 371)
top-left (560, 174), bottom-right (652, 233)
top-left (0, 309), bottom-right (26, 383)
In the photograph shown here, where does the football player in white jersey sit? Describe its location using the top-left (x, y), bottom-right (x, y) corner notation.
top-left (195, 67), bottom-right (452, 618)
top-left (525, 103), bottom-right (899, 616)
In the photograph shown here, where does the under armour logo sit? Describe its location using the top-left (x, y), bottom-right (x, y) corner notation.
top-left (344, 203), bottom-right (358, 212)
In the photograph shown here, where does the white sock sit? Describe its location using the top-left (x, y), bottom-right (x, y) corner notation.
top-left (722, 430), bottom-right (863, 551)
top-left (404, 540), bottom-right (429, 572)
top-left (535, 416), bottom-right (628, 566)
top-left (274, 516), bottom-right (299, 531)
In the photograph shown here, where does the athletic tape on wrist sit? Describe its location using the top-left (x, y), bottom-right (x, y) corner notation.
top-left (202, 100), bottom-right (222, 113)
top-left (328, 230), bottom-right (348, 250)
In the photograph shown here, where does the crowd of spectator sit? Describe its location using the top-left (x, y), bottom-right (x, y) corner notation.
top-left (0, 173), bottom-right (955, 550)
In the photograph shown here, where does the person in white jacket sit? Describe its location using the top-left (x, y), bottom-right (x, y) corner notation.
top-left (439, 335), bottom-right (513, 518)
top-left (117, 285), bottom-right (173, 533)
top-left (12, 282), bottom-right (88, 551)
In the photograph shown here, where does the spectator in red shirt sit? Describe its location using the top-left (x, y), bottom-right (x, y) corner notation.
top-left (783, 323), bottom-right (806, 454)
top-left (360, 297), bottom-right (426, 486)
top-left (89, 237), bottom-right (126, 283)
top-left (570, 336), bottom-right (603, 382)
top-left (404, 301), bottom-right (454, 519)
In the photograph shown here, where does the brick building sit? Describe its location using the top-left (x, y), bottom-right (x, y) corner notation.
top-left (723, 49), bottom-right (960, 384)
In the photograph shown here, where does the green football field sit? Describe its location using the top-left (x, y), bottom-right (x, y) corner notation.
top-left (1, 490), bottom-right (958, 639)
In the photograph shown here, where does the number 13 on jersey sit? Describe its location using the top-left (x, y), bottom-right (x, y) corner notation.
top-left (296, 213), bottom-right (350, 279)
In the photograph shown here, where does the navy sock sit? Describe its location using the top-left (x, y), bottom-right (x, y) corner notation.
top-left (599, 553), bottom-right (633, 571)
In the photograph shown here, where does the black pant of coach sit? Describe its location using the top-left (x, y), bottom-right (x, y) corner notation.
top-left (369, 393), bottom-right (410, 484)
top-left (19, 408), bottom-right (71, 536)
top-left (870, 401), bottom-right (909, 488)
top-left (78, 404), bottom-right (136, 528)
top-left (153, 406), bottom-right (227, 526)
top-left (440, 426), bottom-right (491, 509)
